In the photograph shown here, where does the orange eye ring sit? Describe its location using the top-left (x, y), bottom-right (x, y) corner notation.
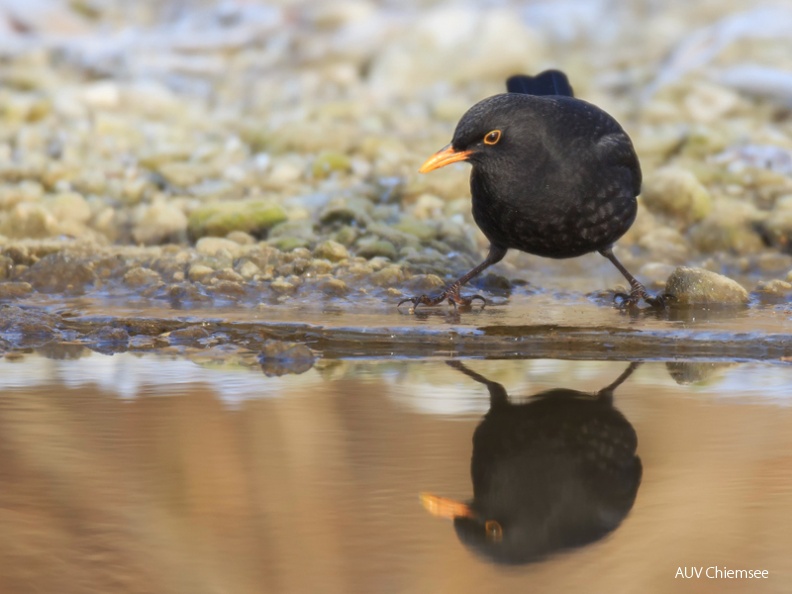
top-left (484, 130), bottom-right (501, 145)
top-left (485, 520), bottom-right (503, 542)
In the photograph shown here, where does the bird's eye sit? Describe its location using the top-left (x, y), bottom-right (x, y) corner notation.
top-left (483, 130), bottom-right (501, 145)
top-left (485, 520), bottom-right (503, 543)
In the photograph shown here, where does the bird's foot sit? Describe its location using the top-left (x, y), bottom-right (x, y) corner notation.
top-left (614, 286), bottom-right (668, 310)
top-left (397, 284), bottom-right (486, 311)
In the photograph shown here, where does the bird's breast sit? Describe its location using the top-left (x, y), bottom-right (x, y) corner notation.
top-left (470, 167), bottom-right (637, 258)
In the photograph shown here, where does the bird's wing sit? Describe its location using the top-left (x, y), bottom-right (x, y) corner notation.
top-left (506, 70), bottom-right (574, 97)
top-left (594, 131), bottom-right (642, 196)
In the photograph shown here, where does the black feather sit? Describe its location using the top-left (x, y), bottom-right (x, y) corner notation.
top-left (506, 70), bottom-right (574, 97)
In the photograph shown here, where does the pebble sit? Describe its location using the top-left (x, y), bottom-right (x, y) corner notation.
top-left (318, 277), bottom-right (349, 296)
top-left (270, 278), bottom-right (297, 294)
top-left (49, 191), bottom-right (91, 224)
top-left (24, 252), bottom-right (95, 295)
top-left (237, 260), bottom-right (262, 280)
top-left (0, 281), bottom-right (33, 298)
top-left (258, 340), bottom-right (315, 376)
top-left (356, 238), bottom-right (397, 260)
top-left (195, 236), bottom-right (243, 259)
top-left (123, 267), bottom-right (161, 287)
top-left (188, 263), bottom-right (214, 282)
top-left (753, 279), bottom-right (792, 296)
top-left (641, 167), bottom-right (712, 226)
top-left (664, 267), bottom-right (749, 305)
top-left (133, 201), bottom-right (189, 245)
top-left (188, 200), bottom-right (287, 239)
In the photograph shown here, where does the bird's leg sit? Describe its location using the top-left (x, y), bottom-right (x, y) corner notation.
top-left (599, 247), bottom-right (665, 308)
top-left (398, 244), bottom-right (507, 310)
top-left (446, 360), bottom-right (509, 407)
top-left (596, 361), bottom-right (642, 405)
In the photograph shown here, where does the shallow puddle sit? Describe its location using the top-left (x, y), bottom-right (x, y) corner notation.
top-left (1, 353), bottom-right (791, 593)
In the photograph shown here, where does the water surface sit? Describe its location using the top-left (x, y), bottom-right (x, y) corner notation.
top-left (0, 354), bottom-right (790, 593)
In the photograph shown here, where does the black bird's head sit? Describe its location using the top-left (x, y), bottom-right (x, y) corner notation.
top-left (419, 94), bottom-right (539, 174)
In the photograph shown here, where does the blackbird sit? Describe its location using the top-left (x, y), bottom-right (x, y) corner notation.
top-left (399, 70), bottom-right (662, 310)
top-left (421, 361), bottom-right (642, 564)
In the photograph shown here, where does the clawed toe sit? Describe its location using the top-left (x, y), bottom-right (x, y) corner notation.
top-left (613, 289), bottom-right (667, 310)
top-left (397, 287), bottom-right (487, 311)
top-left (397, 294), bottom-right (443, 309)
top-left (467, 294), bottom-right (487, 305)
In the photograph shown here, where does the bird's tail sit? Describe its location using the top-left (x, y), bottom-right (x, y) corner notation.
top-left (506, 70), bottom-right (574, 97)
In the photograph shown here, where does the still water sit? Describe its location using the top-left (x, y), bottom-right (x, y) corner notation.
top-left (1, 353), bottom-right (791, 594)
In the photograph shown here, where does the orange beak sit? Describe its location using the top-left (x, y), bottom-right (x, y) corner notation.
top-left (420, 493), bottom-right (475, 519)
top-left (418, 145), bottom-right (472, 173)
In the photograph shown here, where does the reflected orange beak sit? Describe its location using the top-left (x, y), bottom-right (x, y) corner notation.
top-left (418, 145), bottom-right (472, 173)
top-left (420, 493), bottom-right (474, 519)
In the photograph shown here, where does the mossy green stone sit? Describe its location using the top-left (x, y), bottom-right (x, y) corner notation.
top-left (356, 239), bottom-right (397, 260)
top-left (269, 236), bottom-right (311, 251)
top-left (312, 152), bottom-right (352, 178)
top-left (188, 200), bottom-right (287, 239)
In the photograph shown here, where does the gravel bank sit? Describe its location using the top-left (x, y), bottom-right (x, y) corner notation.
top-left (2, 0), bottom-right (792, 309)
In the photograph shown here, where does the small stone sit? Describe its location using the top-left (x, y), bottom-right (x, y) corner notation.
top-left (157, 162), bottom-right (204, 187)
top-left (319, 197), bottom-right (373, 227)
top-left (310, 259), bottom-right (333, 274)
top-left (237, 260), bottom-right (261, 279)
top-left (356, 239), bottom-right (397, 260)
top-left (270, 278), bottom-right (296, 294)
top-left (411, 193), bottom-right (445, 220)
top-left (85, 326), bottom-right (130, 354)
top-left (188, 199), bottom-right (287, 239)
top-left (226, 230), bottom-right (256, 245)
top-left (664, 267), bottom-right (749, 305)
top-left (167, 283), bottom-right (211, 303)
top-left (195, 237), bottom-right (243, 258)
top-left (269, 237), bottom-right (311, 252)
top-left (637, 226), bottom-right (689, 263)
top-left (641, 167), bottom-right (712, 226)
top-left (0, 255), bottom-right (12, 280)
top-left (258, 340), bottom-right (315, 377)
top-left (666, 362), bottom-right (734, 385)
top-left (267, 158), bottom-right (304, 185)
top-left (123, 267), bottom-right (161, 287)
top-left (318, 277), bottom-right (348, 296)
top-left (332, 225), bottom-right (359, 246)
top-left (370, 265), bottom-right (405, 287)
top-left (168, 325), bottom-right (211, 346)
top-left (1, 203), bottom-right (57, 239)
top-left (2, 245), bottom-right (33, 266)
top-left (312, 151), bottom-right (352, 178)
top-left (268, 220), bottom-right (317, 248)
top-left (406, 273), bottom-right (445, 293)
top-left (754, 279), bottom-right (792, 296)
top-left (395, 219), bottom-right (437, 242)
top-left (210, 280), bottom-right (247, 298)
top-left (50, 192), bottom-right (91, 224)
top-left (758, 199), bottom-right (792, 254)
top-left (188, 264), bottom-right (214, 282)
top-left (0, 282), bottom-right (33, 299)
top-left (24, 253), bottom-right (95, 295)
top-left (214, 268), bottom-right (244, 283)
top-left (689, 201), bottom-right (765, 254)
top-left (133, 201), bottom-right (188, 245)
top-left (313, 240), bottom-right (349, 262)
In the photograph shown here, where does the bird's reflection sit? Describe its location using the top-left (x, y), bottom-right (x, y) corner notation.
top-left (422, 361), bottom-right (642, 565)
